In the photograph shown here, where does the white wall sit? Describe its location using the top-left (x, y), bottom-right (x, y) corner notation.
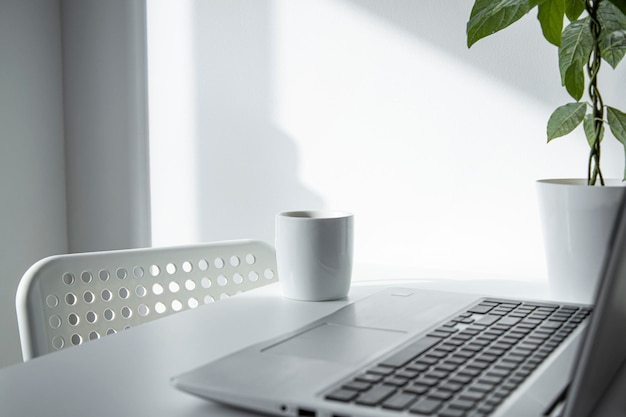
top-left (0, 0), bottom-right (67, 367)
top-left (148, 1), bottom-right (626, 280)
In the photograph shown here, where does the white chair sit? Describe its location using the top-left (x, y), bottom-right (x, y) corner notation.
top-left (16, 240), bottom-right (277, 360)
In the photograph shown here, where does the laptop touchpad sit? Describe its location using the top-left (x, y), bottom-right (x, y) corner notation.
top-left (263, 323), bottom-right (407, 365)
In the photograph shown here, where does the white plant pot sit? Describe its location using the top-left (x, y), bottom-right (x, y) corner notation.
top-left (537, 179), bottom-right (625, 303)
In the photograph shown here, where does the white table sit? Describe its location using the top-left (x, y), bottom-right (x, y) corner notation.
top-left (0, 278), bottom-right (550, 416)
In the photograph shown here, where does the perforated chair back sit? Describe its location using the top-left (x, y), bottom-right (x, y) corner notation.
top-left (16, 240), bottom-right (277, 360)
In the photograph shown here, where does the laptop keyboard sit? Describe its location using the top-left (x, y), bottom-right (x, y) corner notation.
top-left (324, 299), bottom-right (591, 417)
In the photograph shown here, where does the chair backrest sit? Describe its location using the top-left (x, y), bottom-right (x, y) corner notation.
top-left (16, 240), bottom-right (277, 360)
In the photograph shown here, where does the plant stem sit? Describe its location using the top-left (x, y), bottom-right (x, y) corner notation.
top-left (587, 0), bottom-right (605, 186)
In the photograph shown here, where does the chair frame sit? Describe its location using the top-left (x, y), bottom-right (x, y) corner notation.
top-left (16, 240), bottom-right (277, 360)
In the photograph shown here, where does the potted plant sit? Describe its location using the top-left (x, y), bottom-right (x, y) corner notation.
top-left (467, 0), bottom-right (626, 302)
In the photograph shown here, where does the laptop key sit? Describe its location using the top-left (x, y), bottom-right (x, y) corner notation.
top-left (355, 385), bottom-right (396, 406)
top-left (498, 316), bottom-right (521, 326)
top-left (541, 321), bottom-right (562, 329)
top-left (396, 369), bottom-right (420, 379)
top-left (475, 353), bottom-right (498, 363)
top-left (467, 304), bottom-right (496, 314)
top-left (427, 389), bottom-right (453, 401)
top-left (488, 310), bottom-right (509, 316)
top-left (382, 392), bottom-right (418, 410)
top-left (385, 377), bottom-right (409, 387)
top-left (416, 356), bottom-right (441, 366)
top-left (437, 344), bottom-right (458, 353)
top-left (428, 330), bottom-right (455, 339)
top-left (501, 353), bottom-right (525, 364)
top-left (449, 398), bottom-right (476, 411)
top-left (448, 374), bottom-right (473, 385)
top-left (414, 376), bottom-right (440, 387)
top-left (438, 406), bottom-right (466, 417)
top-left (355, 373), bottom-right (383, 383)
top-left (380, 336), bottom-right (441, 368)
top-left (473, 315), bottom-right (500, 326)
top-left (482, 347), bottom-right (505, 357)
top-left (326, 388), bottom-right (359, 402)
top-left (407, 362), bottom-right (430, 372)
top-left (409, 398), bottom-right (443, 414)
top-left (477, 375), bottom-right (502, 385)
top-left (436, 363), bottom-right (460, 373)
top-left (429, 350), bottom-right (451, 359)
top-left (424, 370), bottom-right (449, 380)
top-left (405, 383), bottom-right (430, 395)
top-left (459, 389), bottom-right (485, 401)
top-left (438, 381), bottom-right (463, 393)
top-left (468, 382), bottom-right (494, 393)
top-left (342, 381), bottom-right (370, 391)
top-left (367, 365), bottom-right (395, 376)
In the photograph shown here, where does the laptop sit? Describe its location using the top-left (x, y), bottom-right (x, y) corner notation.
top-left (172, 193), bottom-right (626, 417)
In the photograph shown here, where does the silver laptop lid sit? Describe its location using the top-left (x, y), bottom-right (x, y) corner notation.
top-left (564, 188), bottom-right (626, 417)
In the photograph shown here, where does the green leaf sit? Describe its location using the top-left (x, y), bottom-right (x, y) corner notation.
top-left (530, 0), bottom-right (551, 7)
top-left (467, 0), bottom-right (533, 47)
top-left (564, 62), bottom-right (585, 100)
top-left (469, 0), bottom-right (495, 19)
top-left (598, 2), bottom-right (626, 68)
top-left (565, 0), bottom-right (586, 20)
top-left (547, 102), bottom-right (587, 141)
top-left (558, 18), bottom-right (592, 97)
top-left (602, 30), bottom-right (626, 67)
top-left (607, 0), bottom-right (626, 16)
top-left (583, 114), bottom-right (604, 147)
top-left (608, 106), bottom-right (626, 144)
top-left (607, 106), bottom-right (626, 180)
top-left (538, 0), bottom-right (566, 46)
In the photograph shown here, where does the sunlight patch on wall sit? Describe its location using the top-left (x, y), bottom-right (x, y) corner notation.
top-left (147, 0), bottom-right (199, 246)
top-left (270, 0), bottom-right (596, 279)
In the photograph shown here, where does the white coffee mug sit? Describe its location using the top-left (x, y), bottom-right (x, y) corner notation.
top-left (275, 210), bottom-right (354, 301)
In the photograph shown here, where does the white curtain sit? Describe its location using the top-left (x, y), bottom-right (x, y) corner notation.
top-left (0, 0), bottom-right (150, 368)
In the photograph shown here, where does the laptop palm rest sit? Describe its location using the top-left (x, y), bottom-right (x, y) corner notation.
top-left (172, 288), bottom-right (481, 407)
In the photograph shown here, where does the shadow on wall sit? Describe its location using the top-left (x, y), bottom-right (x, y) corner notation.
top-left (192, 0), bottom-right (323, 243)
top-left (196, 115), bottom-right (324, 242)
